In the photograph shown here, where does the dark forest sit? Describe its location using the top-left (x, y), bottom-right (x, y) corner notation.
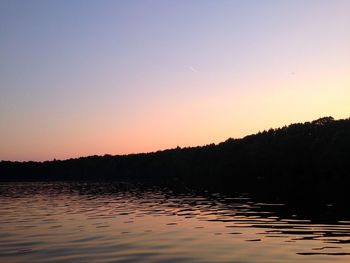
top-left (1, 116), bottom-right (350, 201)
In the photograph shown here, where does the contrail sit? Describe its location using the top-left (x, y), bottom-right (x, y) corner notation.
top-left (188, 66), bottom-right (199, 73)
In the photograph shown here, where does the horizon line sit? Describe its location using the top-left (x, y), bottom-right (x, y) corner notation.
top-left (1, 115), bottom-right (345, 163)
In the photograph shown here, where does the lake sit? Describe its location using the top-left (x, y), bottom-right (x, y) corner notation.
top-left (1, 182), bottom-right (350, 262)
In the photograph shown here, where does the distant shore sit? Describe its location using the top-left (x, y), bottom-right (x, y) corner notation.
top-left (1, 116), bottom-right (350, 201)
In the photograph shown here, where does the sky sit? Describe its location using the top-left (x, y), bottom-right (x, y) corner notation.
top-left (0, 0), bottom-right (349, 161)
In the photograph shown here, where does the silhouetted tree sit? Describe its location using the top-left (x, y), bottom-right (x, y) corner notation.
top-left (1, 116), bottom-right (350, 201)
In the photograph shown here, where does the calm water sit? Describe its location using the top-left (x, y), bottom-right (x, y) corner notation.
top-left (1, 182), bottom-right (350, 262)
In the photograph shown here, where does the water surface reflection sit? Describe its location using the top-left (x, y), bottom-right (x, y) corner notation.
top-left (1, 182), bottom-right (350, 262)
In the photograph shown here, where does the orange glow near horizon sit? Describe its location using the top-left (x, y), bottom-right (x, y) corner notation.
top-left (2, 69), bottom-right (349, 162)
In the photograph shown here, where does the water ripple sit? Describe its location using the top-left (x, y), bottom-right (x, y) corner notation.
top-left (1, 182), bottom-right (350, 262)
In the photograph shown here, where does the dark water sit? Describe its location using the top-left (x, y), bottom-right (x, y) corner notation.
top-left (1, 182), bottom-right (350, 262)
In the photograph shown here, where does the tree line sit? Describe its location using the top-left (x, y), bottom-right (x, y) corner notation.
top-left (1, 116), bottom-right (350, 200)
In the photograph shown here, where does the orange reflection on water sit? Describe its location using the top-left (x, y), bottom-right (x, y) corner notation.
top-left (1, 182), bottom-right (350, 262)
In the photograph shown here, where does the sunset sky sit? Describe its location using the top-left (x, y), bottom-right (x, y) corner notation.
top-left (1, 0), bottom-right (349, 161)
